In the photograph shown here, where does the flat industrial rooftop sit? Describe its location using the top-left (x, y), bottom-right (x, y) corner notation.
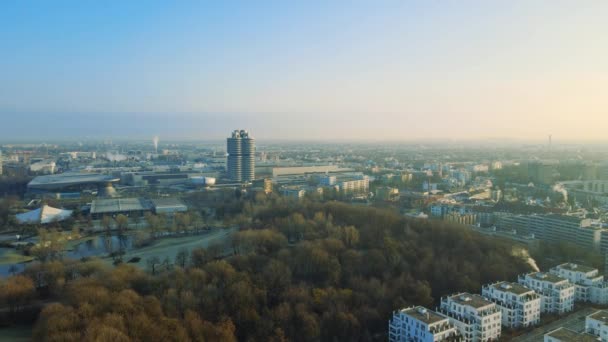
top-left (91, 198), bottom-right (151, 215)
top-left (28, 173), bottom-right (119, 189)
top-left (151, 198), bottom-right (188, 211)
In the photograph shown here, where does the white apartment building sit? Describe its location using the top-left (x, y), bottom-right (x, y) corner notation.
top-left (438, 293), bottom-right (501, 342)
top-left (338, 175), bottom-right (369, 196)
top-left (550, 263), bottom-right (608, 304)
top-left (481, 281), bottom-right (541, 328)
top-left (388, 306), bottom-right (460, 342)
top-left (518, 272), bottom-right (575, 314)
top-left (585, 310), bottom-right (608, 341)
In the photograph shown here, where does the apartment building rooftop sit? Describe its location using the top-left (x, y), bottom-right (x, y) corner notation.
top-left (528, 272), bottom-right (567, 284)
top-left (544, 214), bottom-right (587, 223)
top-left (402, 306), bottom-right (446, 325)
top-left (557, 263), bottom-right (597, 273)
top-left (545, 327), bottom-right (597, 342)
top-left (493, 281), bottom-right (533, 295)
top-left (448, 293), bottom-right (493, 309)
top-left (588, 310), bottom-right (608, 325)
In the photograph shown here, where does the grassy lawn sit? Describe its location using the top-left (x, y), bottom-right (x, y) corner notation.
top-left (0, 248), bottom-right (34, 265)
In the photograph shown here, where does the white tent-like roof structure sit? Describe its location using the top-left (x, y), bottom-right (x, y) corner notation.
top-left (16, 205), bottom-right (73, 225)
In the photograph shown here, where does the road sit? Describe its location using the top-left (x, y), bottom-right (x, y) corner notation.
top-left (511, 307), bottom-right (597, 342)
top-left (120, 226), bottom-right (238, 267)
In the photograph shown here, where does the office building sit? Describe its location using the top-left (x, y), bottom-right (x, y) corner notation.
top-left (388, 306), bottom-right (460, 342)
top-left (518, 272), bottom-right (575, 314)
top-left (227, 129), bottom-right (255, 182)
top-left (438, 293), bottom-right (501, 341)
top-left (482, 281), bottom-right (541, 328)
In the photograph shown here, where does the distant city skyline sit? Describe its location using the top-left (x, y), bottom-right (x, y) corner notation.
top-left (1, 1), bottom-right (607, 141)
top-left (0, 112), bottom-right (606, 144)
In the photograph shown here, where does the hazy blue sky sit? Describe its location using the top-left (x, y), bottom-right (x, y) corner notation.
top-left (1, 1), bottom-right (607, 141)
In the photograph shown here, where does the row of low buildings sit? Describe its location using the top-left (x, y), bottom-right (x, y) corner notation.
top-left (279, 174), bottom-right (371, 200)
top-left (12, 197), bottom-right (189, 225)
top-left (429, 204), bottom-right (497, 227)
top-left (89, 197), bottom-right (188, 219)
top-left (389, 263), bottom-right (608, 342)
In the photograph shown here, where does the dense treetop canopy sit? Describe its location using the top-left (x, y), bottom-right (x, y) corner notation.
top-left (4, 200), bottom-right (531, 341)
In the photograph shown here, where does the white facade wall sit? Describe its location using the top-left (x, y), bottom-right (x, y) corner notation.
top-left (518, 273), bottom-right (575, 314)
top-left (439, 294), bottom-right (501, 342)
top-left (388, 306), bottom-right (460, 342)
top-left (481, 282), bottom-right (541, 329)
top-left (586, 311), bottom-right (608, 341)
top-left (339, 176), bottom-right (369, 195)
top-left (590, 285), bottom-right (608, 305)
top-left (550, 263), bottom-right (608, 304)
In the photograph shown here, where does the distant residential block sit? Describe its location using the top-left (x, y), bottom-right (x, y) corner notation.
top-left (338, 175), bottom-right (369, 196)
top-left (496, 214), bottom-right (600, 252)
top-left (281, 187), bottom-right (306, 200)
top-left (376, 186), bottom-right (399, 201)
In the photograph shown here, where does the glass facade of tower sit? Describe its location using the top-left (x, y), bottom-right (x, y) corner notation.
top-left (227, 130), bottom-right (255, 182)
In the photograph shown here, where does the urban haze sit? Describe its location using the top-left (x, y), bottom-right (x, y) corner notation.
top-left (1, 1), bottom-right (607, 342)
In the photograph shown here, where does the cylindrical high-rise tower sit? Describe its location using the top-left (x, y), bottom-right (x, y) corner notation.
top-left (227, 130), bottom-right (255, 182)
